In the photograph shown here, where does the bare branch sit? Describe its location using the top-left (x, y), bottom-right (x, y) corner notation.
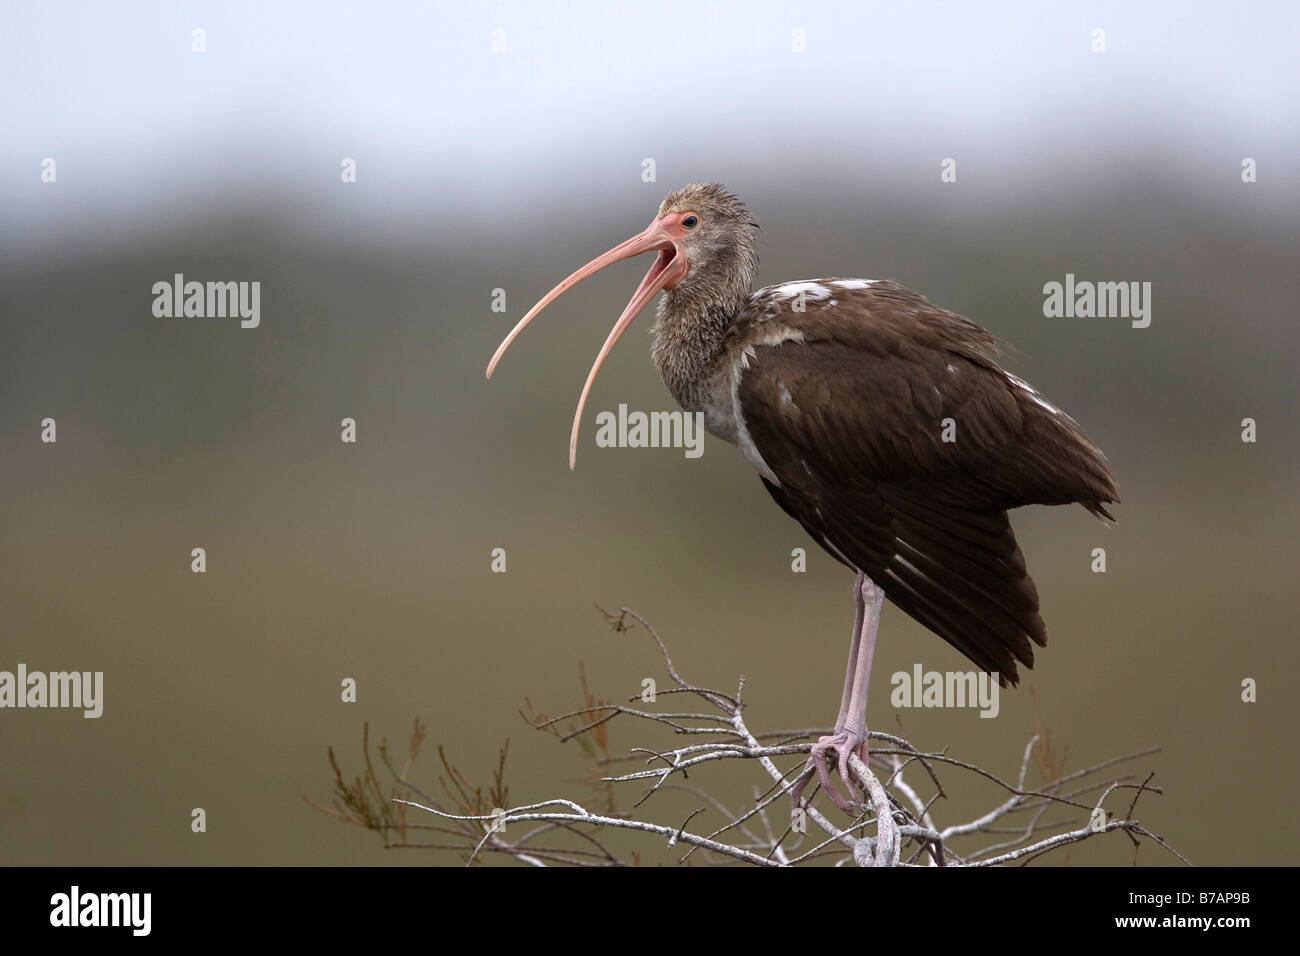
top-left (316, 609), bottom-right (1180, 868)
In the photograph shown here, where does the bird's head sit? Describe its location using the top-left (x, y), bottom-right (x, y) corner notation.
top-left (653, 183), bottom-right (759, 303)
top-left (486, 183), bottom-right (758, 468)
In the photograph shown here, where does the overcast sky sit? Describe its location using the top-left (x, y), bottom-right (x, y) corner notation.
top-left (4, 0), bottom-right (1297, 236)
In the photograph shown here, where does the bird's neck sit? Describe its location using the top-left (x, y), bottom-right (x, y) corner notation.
top-left (651, 255), bottom-right (755, 410)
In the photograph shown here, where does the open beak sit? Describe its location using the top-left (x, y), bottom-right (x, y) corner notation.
top-left (486, 215), bottom-right (689, 468)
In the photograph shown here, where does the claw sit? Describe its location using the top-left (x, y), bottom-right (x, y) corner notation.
top-left (790, 730), bottom-right (870, 816)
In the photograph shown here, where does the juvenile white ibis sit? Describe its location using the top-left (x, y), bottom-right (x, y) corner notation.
top-left (487, 183), bottom-right (1118, 814)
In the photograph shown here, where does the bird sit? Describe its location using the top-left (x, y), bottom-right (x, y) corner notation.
top-left (486, 183), bottom-right (1119, 814)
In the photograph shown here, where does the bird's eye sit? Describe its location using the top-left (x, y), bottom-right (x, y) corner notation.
top-left (682, 215), bottom-right (699, 229)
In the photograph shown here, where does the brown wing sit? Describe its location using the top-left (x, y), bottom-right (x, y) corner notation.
top-left (735, 280), bottom-right (1119, 683)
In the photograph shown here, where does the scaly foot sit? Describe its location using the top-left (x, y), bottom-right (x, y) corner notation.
top-left (790, 729), bottom-right (869, 815)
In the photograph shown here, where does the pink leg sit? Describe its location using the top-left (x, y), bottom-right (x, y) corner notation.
top-left (791, 572), bottom-right (884, 815)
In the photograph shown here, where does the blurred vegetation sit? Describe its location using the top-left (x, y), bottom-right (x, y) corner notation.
top-left (0, 167), bottom-right (1296, 865)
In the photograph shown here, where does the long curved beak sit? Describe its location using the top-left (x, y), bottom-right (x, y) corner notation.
top-left (486, 216), bottom-right (689, 468)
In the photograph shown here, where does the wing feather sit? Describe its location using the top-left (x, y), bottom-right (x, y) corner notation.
top-left (736, 280), bottom-right (1118, 682)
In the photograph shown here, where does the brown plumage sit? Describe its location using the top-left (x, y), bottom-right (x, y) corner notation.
top-left (488, 182), bottom-right (1119, 810)
top-left (733, 280), bottom-right (1118, 684)
top-left (640, 186), bottom-right (1118, 684)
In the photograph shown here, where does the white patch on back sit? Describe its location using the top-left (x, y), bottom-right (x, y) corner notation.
top-left (833, 279), bottom-right (877, 290)
top-left (770, 281), bottom-right (832, 300)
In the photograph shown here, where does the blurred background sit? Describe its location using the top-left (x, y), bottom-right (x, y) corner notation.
top-left (1, 1), bottom-right (1297, 865)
